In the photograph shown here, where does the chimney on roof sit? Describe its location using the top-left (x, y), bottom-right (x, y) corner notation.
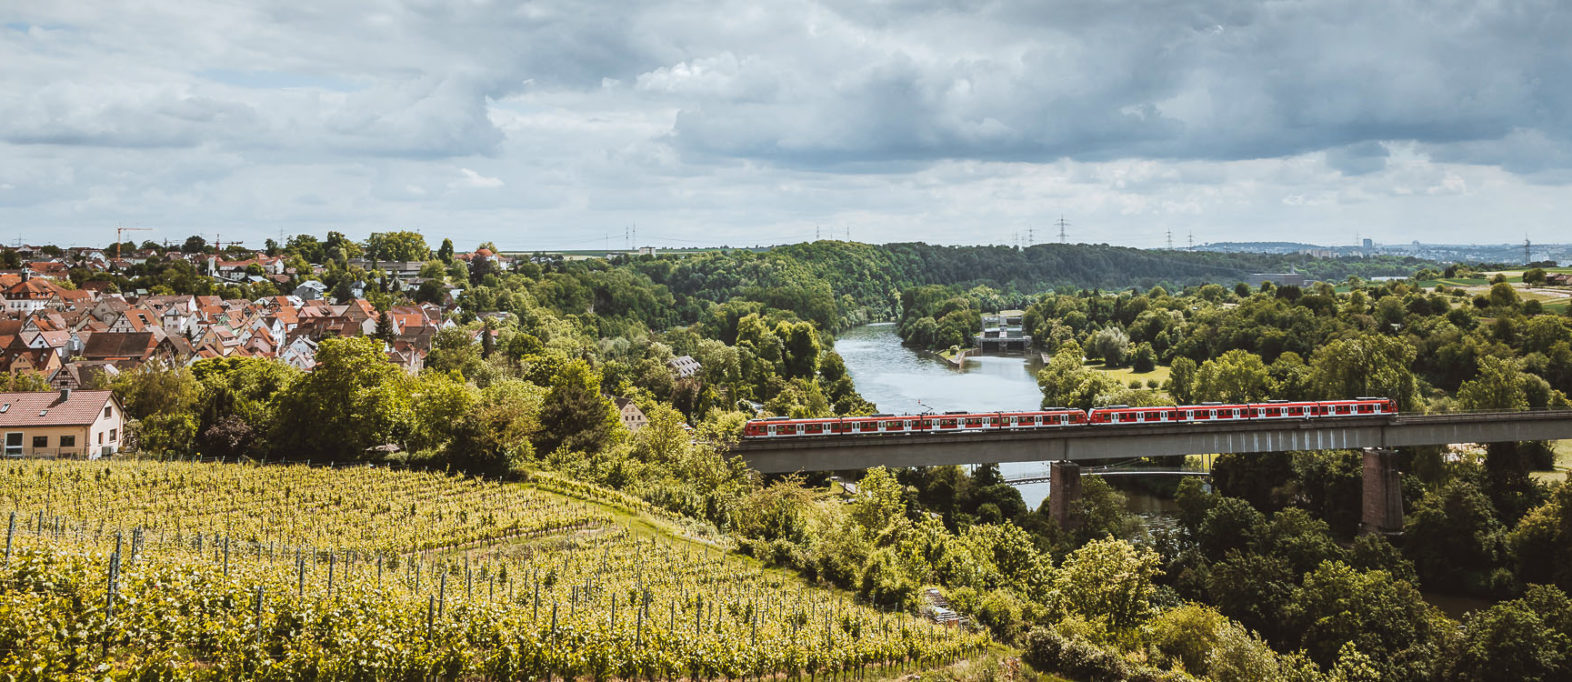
top-left (59, 387), bottom-right (71, 402)
top-left (21, 270), bottom-right (30, 282)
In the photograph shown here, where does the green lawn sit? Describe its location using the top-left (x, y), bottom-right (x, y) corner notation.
top-left (1530, 440), bottom-right (1572, 485)
top-left (1086, 361), bottom-right (1172, 390)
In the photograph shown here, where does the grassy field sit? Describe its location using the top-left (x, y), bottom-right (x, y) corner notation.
top-left (1529, 440), bottom-right (1572, 485)
top-left (1087, 360), bottom-right (1172, 388)
top-left (1083, 361), bottom-right (1173, 397)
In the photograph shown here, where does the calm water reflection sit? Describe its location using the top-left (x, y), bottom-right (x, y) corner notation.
top-left (835, 323), bottom-right (1054, 506)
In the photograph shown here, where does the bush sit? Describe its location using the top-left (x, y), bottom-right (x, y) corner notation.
top-left (1022, 628), bottom-right (1130, 681)
top-left (1131, 342), bottom-right (1158, 373)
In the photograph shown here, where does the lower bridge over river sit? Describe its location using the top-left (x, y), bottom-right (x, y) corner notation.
top-left (733, 410), bottom-right (1572, 535)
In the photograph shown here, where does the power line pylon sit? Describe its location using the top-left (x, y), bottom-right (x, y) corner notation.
top-left (1056, 216), bottom-right (1069, 243)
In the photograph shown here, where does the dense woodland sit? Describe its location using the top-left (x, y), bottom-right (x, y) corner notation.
top-left (69, 235), bottom-right (1572, 680)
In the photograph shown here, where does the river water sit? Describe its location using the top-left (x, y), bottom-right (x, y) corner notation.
top-left (834, 323), bottom-right (1058, 507)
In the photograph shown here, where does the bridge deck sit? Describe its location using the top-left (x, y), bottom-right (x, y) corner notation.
top-left (733, 411), bottom-right (1572, 474)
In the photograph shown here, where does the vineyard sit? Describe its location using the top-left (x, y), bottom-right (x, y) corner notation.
top-left (0, 460), bottom-right (987, 680)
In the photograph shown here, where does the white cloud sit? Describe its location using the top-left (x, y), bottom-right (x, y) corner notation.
top-left (453, 168), bottom-right (503, 189)
top-left (0, 0), bottom-right (1568, 248)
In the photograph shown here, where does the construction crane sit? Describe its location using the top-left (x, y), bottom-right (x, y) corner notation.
top-left (114, 226), bottom-right (151, 259)
top-left (211, 234), bottom-right (245, 255)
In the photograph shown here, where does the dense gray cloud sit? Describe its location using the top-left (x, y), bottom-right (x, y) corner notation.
top-left (0, 0), bottom-right (1568, 247)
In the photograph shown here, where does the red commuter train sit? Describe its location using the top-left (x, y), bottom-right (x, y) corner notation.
top-left (741, 398), bottom-right (1395, 440)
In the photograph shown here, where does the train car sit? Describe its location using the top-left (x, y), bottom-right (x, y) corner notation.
top-left (741, 408), bottom-right (1088, 440)
top-left (1087, 398), bottom-right (1395, 425)
top-left (741, 398), bottom-right (1395, 440)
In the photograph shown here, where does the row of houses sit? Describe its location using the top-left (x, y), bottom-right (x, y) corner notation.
top-left (0, 268), bottom-right (449, 388)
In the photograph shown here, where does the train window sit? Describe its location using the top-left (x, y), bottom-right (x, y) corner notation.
top-left (1144, 412), bottom-right (1158, 420)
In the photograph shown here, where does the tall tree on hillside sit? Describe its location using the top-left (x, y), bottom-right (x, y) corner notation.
top-left (438, 238), bottom-right (455, 263)
top-left (272, 337), bottom-right (411, 460)
top-left (481, 319), bottom-right (496, 359)
top-left (535, 360), bottom-right (619, 455)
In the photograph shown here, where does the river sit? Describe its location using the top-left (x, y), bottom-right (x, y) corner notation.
top-left (832, 322), bottom-right (1056, 509)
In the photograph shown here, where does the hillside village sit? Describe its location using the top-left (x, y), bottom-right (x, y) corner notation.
top-left (0, 241), bottom-right (504, 388)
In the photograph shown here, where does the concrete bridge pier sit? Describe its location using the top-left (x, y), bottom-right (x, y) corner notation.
top-left (1360, 448), bottom-right (1404, 536)
top-left (1047, 460), bottom-right (1083, 530)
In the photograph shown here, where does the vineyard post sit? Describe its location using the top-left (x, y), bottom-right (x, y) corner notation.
top-left (253, 585), bottom-right (264, 649)
top-left (427, 594), bottom-right (435, 640)
top-left (103, 540), bottom-right (121, 655)
top-left (328, 551), bottom-right (335, 596)
top-left (297, 556), bottom-right (305, 598)
top-left (223, 536), bottom-right (230, 578)
top-left (438, 572), bottom-right (446, 620)
top-left (4, 511), bottom-right (13, 567)
top-left (377, 553), bottom-right (383, 589)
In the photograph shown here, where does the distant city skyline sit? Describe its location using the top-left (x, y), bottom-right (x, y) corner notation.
top-left (4, 2), bottom-right (1570, 249)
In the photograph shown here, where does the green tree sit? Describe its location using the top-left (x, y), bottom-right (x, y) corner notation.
top-left (1192, 349), bottom-right (1272, 403)
top-left (375, 309), bottom-right (395, 343)
top-left (1168, 356), bottom-right (1198, 403)
top-left (438, 238), bottom-right (455, 263)
top-left (1129, 342), bottom-right (1157, 373)
top-left (406, 371), bottom-right (478, 453)
top-left (1051, 538), bottom-right (1163, 629)
top-left (1449, 589), bottom-right (1571, 682)
top-left (535, 360), bottom-right (618, 455)
top-left (136, 412), bottom-right (198, 457)
top-left (425, 328), bottom-right (484, 380)
top-left (272, 337), bottom-right (411, 460)
top-left (1457, 355), bottom-right (1529, 411)
top-left (111, 367), bottom-right (201, 421)
top-left (1037, 344), bottom-right (1123, 410)
top-left (1405, 479), bottom-right (1508, 593)
top-left (447, 380), bottom-right (543, 475)
top-left (1308, 333), bottom-right (1419, 410)
top-left (1283, 561), bottom-right (1439, 670)
top-left (1088, 326), bottom-right (1131, 367)
top-left (1490, 281), bottom-right (1520, 309)
top-left (1510, 482), bottom-right (1572, 590)
top-left (364, 231), bottom-right (431, 262)
top-left (778, 321), bottom-right (821, 379)
top-left (850, 467), bottom-right (907, 534)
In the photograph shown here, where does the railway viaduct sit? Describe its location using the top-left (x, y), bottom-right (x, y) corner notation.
top-left (733, 410), bottom-right (1572, 535)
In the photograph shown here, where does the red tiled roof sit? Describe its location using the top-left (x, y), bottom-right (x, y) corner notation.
top-left (0, 390), bottom-right (114, 427)
top-left (4, 279), bottom-right (60, 299)
top-left (82, 332), bottom-right (157, 361)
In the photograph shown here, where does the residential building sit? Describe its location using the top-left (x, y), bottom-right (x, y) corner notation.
top-left (614, 397), bottom-right (648, 433)
top-left (668, 355), bottom-right (702, 379)
top-left (0, 389), bottom-right (124, 458)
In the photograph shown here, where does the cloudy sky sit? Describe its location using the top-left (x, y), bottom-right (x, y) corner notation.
top-left (3, 1), bottom-right (1569, 251)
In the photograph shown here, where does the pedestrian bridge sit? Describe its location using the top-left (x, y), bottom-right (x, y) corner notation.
top-left (732, 410), bottom-right (1572, 474)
